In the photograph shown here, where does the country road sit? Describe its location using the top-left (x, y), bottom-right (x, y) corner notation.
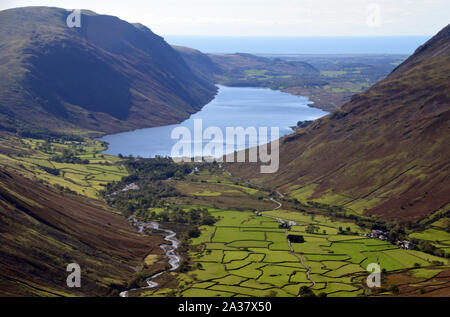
top-left (263, 193), bottom-right (316, 294)
top-left (224, 167), bottom-right (316, 295)
top-left (286, 233), bottom-right (316, 291)
top-left (270, 197), bottom-right (282, 210)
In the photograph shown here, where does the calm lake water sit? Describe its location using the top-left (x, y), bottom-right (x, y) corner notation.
top-left (100, 86), bottom-right (328, 158)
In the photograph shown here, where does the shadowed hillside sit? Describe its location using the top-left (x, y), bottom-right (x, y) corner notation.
top-left (0, 7), bottom-right (217, 135)
top-left (227, 25), bottom-right (450, 223)
top-left (0, 167), bottom-right (164, 296)
top-left (172, 45), bottom-right (223, 82)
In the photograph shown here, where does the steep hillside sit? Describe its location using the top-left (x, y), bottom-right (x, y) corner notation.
top-left (228, 25), bottom-right (450, 223)
top-left (172, 45), bottom-right (223, 82)
top-left (0, 167), bottom-right (164, 296)
top-left (0, 7), bottom-right (217, 135)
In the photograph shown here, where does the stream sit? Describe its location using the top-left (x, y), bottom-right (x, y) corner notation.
top-left (119, 218), bottom-right (180, 297)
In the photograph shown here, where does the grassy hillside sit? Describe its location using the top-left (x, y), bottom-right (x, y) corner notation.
top-left (0, 166), bottom-right (165, 296)
top-left (0, 133), bottom-right (126, 198)
top-left (227, 25), bottom-right (450, 224)
top-left (0, 7), bottom-right (217, 135)
top-left (0, 132), bottom-right (172, 296)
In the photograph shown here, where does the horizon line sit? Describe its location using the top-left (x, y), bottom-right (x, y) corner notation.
top-left (163, 34), bottom-right (433, 38)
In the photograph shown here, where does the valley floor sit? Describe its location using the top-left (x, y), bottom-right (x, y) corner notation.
top-left (125, 168), bottom-right (450, 297)
top-left (0, 132), bottom-right (448, 297)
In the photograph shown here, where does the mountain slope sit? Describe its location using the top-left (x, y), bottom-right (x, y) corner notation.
top-left (174, 48), bottom-right (321, 87)
top-left (0, 7), bottom-right (217, 135)
top-left (0, 167), bottom-right (164, 296)
top-left (208, 52), bottom-right (319, 75)
top-left (228, 25), bottom-right (450, 223)
top-left (172, 45), bottom-right (223, 82)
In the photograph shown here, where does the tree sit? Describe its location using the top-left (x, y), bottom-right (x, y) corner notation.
top-left (390, 285), bottom-right (399, 295)
top-left (202, 215), bottom-right (216, 226)
top-left (299, 286), bottom-right (316, 297)
top-left (188, 228), bottom-right (201, 238)
top-left (159, 210), bottom-right (170, 222)
top-left (268, 290), bottom-right (277, 297)
top-left (305, 224), bottom-right (320, 234)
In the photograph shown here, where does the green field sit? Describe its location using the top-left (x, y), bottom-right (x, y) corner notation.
top-left (2, 133), bottom-right (448, 297)
top-left (149, 206), bottom-right (449, 297)
top-left (0, 135), bottom-right (127, 198)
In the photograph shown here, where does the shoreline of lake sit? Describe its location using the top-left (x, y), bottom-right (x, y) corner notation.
top-left (100, 85), bottom-right (328, 158)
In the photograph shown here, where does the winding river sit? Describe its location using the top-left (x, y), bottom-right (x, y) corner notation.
top-left (119, 219), bottom-right (180, 297)
top-left (113, 86), bottom-right (328, 296)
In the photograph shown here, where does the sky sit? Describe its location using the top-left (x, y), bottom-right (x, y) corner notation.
top-left (1, 0), bottom-right (449, 36)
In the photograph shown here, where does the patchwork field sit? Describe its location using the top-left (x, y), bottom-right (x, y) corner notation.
top-left (0, 134), bottom-right (127, 198)
top-left (146, 207), bottom-right (449, 297)
top-left (165, 169), bottom-right (277, 211)
top-left (1, 133), bottom-right (448, 297)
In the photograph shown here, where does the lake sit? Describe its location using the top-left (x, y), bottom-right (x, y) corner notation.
top-left (100, 85), bottom-right (328, 158)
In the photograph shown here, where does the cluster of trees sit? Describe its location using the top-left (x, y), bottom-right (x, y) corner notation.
top-left (14, 124), bottom-right (84, 141)
top-left (156, 207), bottom-right (215, 227)
top-left (287, 234), bottom-right (305, 243)
top-left (414, 210), bottom-right (449, 233)
top-left (109, 181), bottom-right (179, 218)
top-left (53, 183), bottom-right (78, 195)
top-left (36, 141), bottom-right (53, 153)
top-left (296, 120), bottom-right (313, 128)
top-left (38, 165), bottom-right (59, 176)
top-left (413, 240), bottom-right (448, 259)
top-left (338, 226), bottom-right (353, 234)
top-left (51, 149), bottom-right (89, 164)
top-left (290, 199), bottom-right (347, 218)
top-left (307, 200), bottom-right (344, 214)
top-left (105, 157), bottom-right (201, 222)
top-left (298, 286), bottom-right (326, 297)
top-left (119, 156), bottom-right (192, 184)
top-left (305, 224), bottom-right (321, 234)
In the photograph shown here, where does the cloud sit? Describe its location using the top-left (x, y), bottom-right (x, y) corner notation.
top-left (0, 0), bottom-right (448, 35)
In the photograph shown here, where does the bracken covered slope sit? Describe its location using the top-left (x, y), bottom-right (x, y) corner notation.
top-left (228, 25), bottom-right (450, 223)
top-left (0, 167), bottom-right (163, 296)
top-left (0, 7), bottom-right (217, 135)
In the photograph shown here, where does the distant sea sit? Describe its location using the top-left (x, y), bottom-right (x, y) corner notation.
top-left (164, 36), bottom-right (430, 55)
